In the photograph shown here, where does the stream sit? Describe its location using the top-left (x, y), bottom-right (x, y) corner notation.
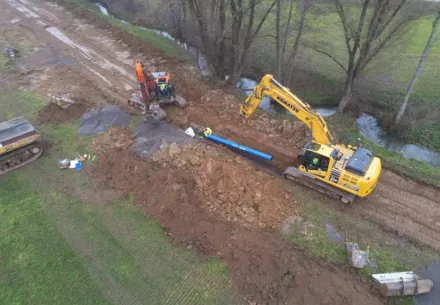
top-left (95, 3), bottom-right (439, 167)
top-left (357, 114), bottom-right (440, 167)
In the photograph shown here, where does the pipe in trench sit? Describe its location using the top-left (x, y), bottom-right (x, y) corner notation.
top-left (205, 134), bottom-right (273, 161)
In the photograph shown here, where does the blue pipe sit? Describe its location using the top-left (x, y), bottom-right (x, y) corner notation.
top-left (206, 134), bottom-right (273, 161)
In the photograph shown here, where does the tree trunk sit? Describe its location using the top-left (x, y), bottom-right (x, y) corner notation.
top-left (286, 0), bottom-right (310, 86)
top-left (395, 12), bottom-right (440, 124)
top-left (276, 0), bottom-right (282, 80)
top-left (338, 74), bottom-right (354, 113)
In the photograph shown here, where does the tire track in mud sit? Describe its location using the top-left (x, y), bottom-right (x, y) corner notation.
top-left (355, 170), bottom-right (440, 251)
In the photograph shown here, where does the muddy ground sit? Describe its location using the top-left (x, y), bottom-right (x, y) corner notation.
top-left (90, 128), bottom-right (382, 305)
top-left (2, 0), bottom-right (440, 303)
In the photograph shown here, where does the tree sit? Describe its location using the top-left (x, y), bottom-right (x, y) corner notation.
top-left (286, 0), bottom-right (312, 85)
top-left (312, 0), bottom-right (426, 112)
top-left (187, 0), bottom-right (277, 84)
top-left (395, 12), bottom-right (440, 124)
top-left (275, 0), bottom-right (313, 83)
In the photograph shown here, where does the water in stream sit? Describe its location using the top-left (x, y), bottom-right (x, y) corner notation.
top-left (357, 114), bottom-right (440, 167)
top-left (237, 77), bottom-right (338, 117)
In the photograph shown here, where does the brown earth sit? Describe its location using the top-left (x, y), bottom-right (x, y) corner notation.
top-left (90, 130), bottom-right (384, 305)
top-left (38, 101), bottom-right (89, 124)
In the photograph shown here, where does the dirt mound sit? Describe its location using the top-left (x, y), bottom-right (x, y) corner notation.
top-left (89, 129), bottom-right (383, 305)
top-left (92, 127), bottom-right (134, 155)
top-left (38, 101), bottom-right (89, 124)
top-left (198, 90), bottom-right (310, 141)
top-left (149, 142), bottom-right (296, 228)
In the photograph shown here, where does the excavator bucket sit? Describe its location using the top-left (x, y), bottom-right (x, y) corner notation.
top-left (128, 92), bottom-right (187, 123)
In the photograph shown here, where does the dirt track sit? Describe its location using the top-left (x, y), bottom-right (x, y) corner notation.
top-left (2, 0), bottom-right (440, 303)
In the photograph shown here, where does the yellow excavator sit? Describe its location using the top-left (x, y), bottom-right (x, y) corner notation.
top-left (0, 117), bottom-right (42, 176)
top-left (240, 75), bottom-right (381, 204)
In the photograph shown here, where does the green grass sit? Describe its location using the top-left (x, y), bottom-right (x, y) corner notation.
top-left (0, 175), bottom-right (111, 305)
top-left (282, 182), bottom-right (440, 305)
top-left (0, 91), bottom-right (47, 121)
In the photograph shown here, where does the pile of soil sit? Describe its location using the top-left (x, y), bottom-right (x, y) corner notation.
top-left (92, 127), bottom-right (134, 155)
top-left (38, 101), bottom-right (89, 124)
top-left (149, 142), bottom-right (296, 228)
top-left (89, 128), bottom-right (383, 305)
top-left (193, 90), bottom-right (310, 146)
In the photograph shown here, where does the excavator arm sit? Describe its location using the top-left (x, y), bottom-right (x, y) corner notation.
top-left (240, 74), bottom-right (333, 145)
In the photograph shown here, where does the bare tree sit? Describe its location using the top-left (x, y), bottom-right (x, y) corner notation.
top-left (286, 0), bottom-right (312, 85)
top-left (395, 12), bottom-right (440, 125)
top-left (187, 0), bottom-right (276, 84)
top-left (312, 0), bottom-right (426, 112)
top-left (275, 0), bottom-right (312, 84)
top-left (276, 0), bottom-right (283, 80)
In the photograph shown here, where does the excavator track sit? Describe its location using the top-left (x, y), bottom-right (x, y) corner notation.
top-left (0, 142), bottom-right (43, 176)
top-left (283, 167), bottom-right (356, 204)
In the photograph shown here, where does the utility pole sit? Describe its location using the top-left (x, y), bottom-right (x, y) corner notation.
top-left (395, 12), bottom-right (440, 125)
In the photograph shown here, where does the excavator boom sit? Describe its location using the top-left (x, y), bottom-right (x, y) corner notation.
top-left (240, 74), bottom-right (333, 145)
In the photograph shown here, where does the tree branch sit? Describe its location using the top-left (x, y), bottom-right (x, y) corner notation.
top-left (309, 45), bottom-right (347, 73)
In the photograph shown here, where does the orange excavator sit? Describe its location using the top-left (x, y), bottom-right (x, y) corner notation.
top-left (128, 59), bottom-right (186, 122)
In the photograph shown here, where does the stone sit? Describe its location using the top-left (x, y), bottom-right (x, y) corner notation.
top-left (189, 156), bottom-right (200, 165)
top-left (254, 191), bottom-right (262, 200)
top-left (229, 192), bottom-right (240, 203)
top-left (218, 194), bottom-right (227, 202)
top-left (206, 158), bottom-right (214, 174)
top-left (167, 142), bottom-right (181, 158)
